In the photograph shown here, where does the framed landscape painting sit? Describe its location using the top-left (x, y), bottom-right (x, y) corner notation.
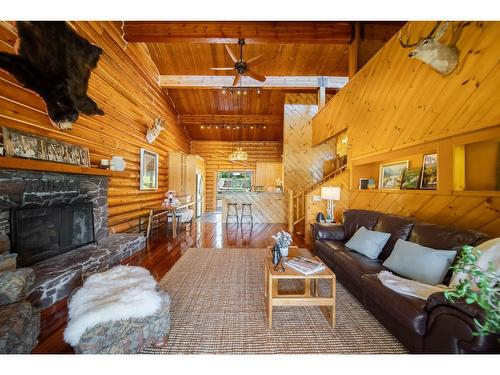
top-left (401, 167), bottom-right (421, 190)
top-left (379, 160), bottom-right (409, 190)
top-left (420, 153), bottom-right (438, 189)
top-left (140, 148), bottom-right (159, 190)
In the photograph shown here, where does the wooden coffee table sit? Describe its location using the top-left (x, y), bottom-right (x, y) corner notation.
top-left (264, 247), bottom-right (336, 328)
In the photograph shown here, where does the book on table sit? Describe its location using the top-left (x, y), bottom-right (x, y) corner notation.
top-left (284, 256), bottom-right (326, 275)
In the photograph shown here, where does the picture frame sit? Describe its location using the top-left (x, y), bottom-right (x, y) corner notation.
top-left (379, 160), bottom-right (409, 190)
top-left (401, 167), bottom-right (422, 190)
top-left (2, 126), bottom-right (90, 167)
top-left (420, 153), bottom-right (438, 190)
top-left (359, 177), bottom-right (369, 190)
top-left (140, 148), bottom-right (159, 190)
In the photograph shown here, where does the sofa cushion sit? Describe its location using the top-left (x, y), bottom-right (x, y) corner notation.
top-left (374, 214), bottom-right (416, 260)
top-left (383, 239), bottom-right (457, 285)
top-left (408, 222), bottom-right (487, 251)
top-left (345, 226), bottom-right (391, 260)
top-left (333, 250), bottom-right (386, 286)
top-left (361, 273), bottom-right (428, 336)
top-left (342, 209), bottom-right (382, 240)
top-left (313, 223), bottom-right (345, 241)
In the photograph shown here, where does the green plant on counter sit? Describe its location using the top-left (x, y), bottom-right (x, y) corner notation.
top-left (445, 245), bottom-right (500, 338)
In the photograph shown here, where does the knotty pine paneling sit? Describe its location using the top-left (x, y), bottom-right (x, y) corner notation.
top-left (283, 93), bottom-right (336, 194)
top-left (191, 140), bottom-right (282, 211)
top-left (349, 190), bottom-right (500, 237)
top-left (310, 21), bottom-right (500, 238)
top-left (304, 170), bottom-right (350, 242)
top-left (0, 21), bottom-right (191, 234)
top-left (313, 21), bottom-right (500, 155)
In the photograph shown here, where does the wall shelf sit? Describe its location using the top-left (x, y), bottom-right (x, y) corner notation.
top-left (0, 156), bottom-right (132, 178)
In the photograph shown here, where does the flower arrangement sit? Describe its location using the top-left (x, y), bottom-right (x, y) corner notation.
top-left (271, 231), bottom-right (292, 249)
top-left (444, 245), bottom-right (500, 338)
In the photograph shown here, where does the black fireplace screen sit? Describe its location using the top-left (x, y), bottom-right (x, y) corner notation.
top-left (10, 203), bottom-right (95, 267)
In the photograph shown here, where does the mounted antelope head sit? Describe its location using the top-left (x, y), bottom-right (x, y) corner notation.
top-left (399, 21), bottom-right (469, 76)
top-left (146, 118), bottom-right (165, 144)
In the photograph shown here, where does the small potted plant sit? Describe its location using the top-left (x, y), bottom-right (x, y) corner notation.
top-left (444, 245), bottom-right (500, 339)
top-left (271, 231), bottom-right (292, 257)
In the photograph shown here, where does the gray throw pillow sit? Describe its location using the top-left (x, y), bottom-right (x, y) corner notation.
top-left (345, 226), bottom-right (391, 260)
top-left (383, 239), bottom-right (457, 285)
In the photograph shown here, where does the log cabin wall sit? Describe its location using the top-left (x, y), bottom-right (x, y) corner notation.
top-left (0, 21), bottom-right (191, 234)
top-left (283, 93), bottom-right (337, 194)
top-left (191, 140), bottom-right (282, 211)
top-left (311, 21), bottom-right (500, 237)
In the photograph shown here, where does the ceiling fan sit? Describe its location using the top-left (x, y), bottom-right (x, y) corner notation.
top-left (210, 38), bottom-right (266, 87)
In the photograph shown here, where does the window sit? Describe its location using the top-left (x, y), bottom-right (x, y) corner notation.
top-left (217, 171), bottom-right (253, 193)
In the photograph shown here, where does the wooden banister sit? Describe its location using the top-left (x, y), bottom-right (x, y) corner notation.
top-left (288, 157), bottom-right (347, 234)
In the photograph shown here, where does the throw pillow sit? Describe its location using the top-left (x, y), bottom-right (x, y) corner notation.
top-left (383, 239), bottom-right (457, 285)
top-left (345, 226), bottom-right (391, 260)
top-left (449, 237), bottom-right (500, 287)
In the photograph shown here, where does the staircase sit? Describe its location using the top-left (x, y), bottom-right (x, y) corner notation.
top-left (287, 162), bottom-right (347, 235)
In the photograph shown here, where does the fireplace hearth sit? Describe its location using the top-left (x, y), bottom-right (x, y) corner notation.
top-left (11, 203), bottom-right (95, 267)
top-left (0, 169), bottom-right (146, 309)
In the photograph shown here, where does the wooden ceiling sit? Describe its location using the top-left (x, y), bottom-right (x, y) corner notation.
top-left (123, 21), bottom-right (405, 141)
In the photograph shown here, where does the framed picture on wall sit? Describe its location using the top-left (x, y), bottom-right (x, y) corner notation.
top-left (379, 160), bottom-right (409, 190)
top-left (420, 153), bottom-right (438, 190)
top-left (3, 126), bottom-right (46, 160)
top-left (2, 126), bottom-right (90, 166)
top-left (140, 148), bottom-right (159, 190)
top-left (359, 178), bottom-right (369, 189)
top-left (401, 167), bottom-right (422, 190)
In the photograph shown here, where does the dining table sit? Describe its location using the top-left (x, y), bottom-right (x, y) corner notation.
top-left (146, 198), bottom-right (195, 238)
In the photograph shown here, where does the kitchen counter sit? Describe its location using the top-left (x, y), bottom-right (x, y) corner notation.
top-left (220, 192), bottom-right (286, 223)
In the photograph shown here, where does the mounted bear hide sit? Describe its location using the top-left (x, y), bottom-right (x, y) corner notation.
top-left (0, 21), bottom-right (104, 130)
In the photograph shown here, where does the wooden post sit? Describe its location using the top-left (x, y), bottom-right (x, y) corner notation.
top-left (318, 82), bottom-right (326, 111)
top-left (348, 22), bottom-right (360, 79)
top-left (288, 189), bottom-right (294, 232)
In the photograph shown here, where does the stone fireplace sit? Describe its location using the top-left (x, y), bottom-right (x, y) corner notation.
top-left (11, 203), bottom-right (95, 267)
top-left (0, 169), bottom-right (145, 308)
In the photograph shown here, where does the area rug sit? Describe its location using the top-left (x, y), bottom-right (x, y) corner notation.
top-left (142, 248), bottom-right (406, 354)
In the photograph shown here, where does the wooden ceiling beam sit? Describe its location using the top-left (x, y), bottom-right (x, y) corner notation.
top-left (123, 21), bottom-right (352, 44)
top-left (159, 75), bottom-right (348, 89)
top-left (179, 114), bottom-right (282, 126)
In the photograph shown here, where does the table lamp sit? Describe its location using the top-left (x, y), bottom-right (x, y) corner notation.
top-left (321, 186), bottom-right (341, 223)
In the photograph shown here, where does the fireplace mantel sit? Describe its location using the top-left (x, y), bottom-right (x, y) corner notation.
top-left (0, 156), bottom-right (132, 178)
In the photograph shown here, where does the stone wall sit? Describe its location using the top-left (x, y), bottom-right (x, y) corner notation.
top-left (0, 169), bottom-right (109, 260)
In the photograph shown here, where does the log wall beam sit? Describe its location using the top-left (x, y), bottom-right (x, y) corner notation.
top-left (159, 75), bottom-right (348, 89)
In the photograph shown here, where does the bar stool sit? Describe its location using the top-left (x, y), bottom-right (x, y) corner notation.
top-left (240, 203), bottom-right (253, 225)
top-left (226, 203), bottom-right (239, 225)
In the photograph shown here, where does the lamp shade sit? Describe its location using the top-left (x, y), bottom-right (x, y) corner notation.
top-left (321, 186), bottom-right (341, 201)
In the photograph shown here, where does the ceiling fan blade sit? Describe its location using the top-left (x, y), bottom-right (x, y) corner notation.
top-left (245, 69), bottom-right (266, 82)
top-left (232, 74), bottom-right (241, 87)
top-left (209, 67), bottom-right (235, 71)
top-left (224, 44), bottom-right (239, 63)
top-left (246, 54), bottom-right (266, 67)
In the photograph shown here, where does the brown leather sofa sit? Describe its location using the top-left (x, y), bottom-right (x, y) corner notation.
top-left (312, 209), bottom-right (500, 353)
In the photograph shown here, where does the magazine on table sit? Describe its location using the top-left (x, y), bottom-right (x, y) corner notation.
top-left (284, 256), bottom-right (325, 275)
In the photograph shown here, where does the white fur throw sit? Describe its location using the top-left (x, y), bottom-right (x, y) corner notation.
top-left (64, 265), bottom-right (162, 346)
top-left (378, 271), bottom-right (448, 300)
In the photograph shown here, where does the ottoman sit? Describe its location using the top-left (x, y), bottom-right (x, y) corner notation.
top-left (65, 265), bottom-right (171, 354)
top-left (73, 290), bottom-right (171, 354)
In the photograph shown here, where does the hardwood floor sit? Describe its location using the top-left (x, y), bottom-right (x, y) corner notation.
top-left (32, 214), bottom-right (310, 353)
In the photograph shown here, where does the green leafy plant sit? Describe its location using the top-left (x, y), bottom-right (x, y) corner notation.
top-left (445, 245), bottom-right (500, 337)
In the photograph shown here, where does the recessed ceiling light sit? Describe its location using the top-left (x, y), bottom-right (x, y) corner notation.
top-left (201, 125), bottom-right (204, 129)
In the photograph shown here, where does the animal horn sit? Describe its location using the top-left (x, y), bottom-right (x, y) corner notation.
top-left (426, 21), bottom-right (443, 39)
top-left (398, 24), bottom-right (421, 48)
